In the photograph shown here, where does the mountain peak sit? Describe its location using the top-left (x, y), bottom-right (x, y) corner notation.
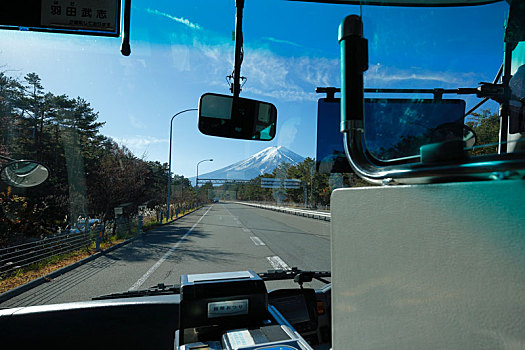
top-left (194, 146), bottom-right (305, 183)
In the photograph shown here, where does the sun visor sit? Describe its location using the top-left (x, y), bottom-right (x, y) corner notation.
top-left (316, 98), bottom-right (353, 174)
top-left (316, 97), bottom-right (466, 173)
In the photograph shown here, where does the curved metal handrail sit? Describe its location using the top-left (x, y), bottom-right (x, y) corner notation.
top-left (338, 14), bottom-right (525, 185)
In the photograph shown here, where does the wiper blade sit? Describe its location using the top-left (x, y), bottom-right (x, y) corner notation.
top-left (258, 267), bottom-right (331, 286)
top-left (92, 269), bottom-right (330, 300)
top-left (92, 283), bottom-right (180, 301)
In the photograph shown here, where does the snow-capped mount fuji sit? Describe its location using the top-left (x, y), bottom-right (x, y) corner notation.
top-left (194, 146), bottom-right (305, 183)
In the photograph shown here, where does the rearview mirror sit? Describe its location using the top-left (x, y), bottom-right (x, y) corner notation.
top-left (1, 160), bottom-right (49, 188)
top-left (198, 93), bottom-right (277, 141)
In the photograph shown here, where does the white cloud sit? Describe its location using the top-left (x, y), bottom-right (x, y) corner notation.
top-left (194, 43), bottom-right (339, 102)
top-left (263, 37), bottom-right (302, 48)
top-left (365, 63), bottom-right (478, 87)
top-left (163, 41), bottom-right (482, 103)
top-left (109, 135), bottom-right (168, 153)
top-left (146, 8), bottom-right (202, 30)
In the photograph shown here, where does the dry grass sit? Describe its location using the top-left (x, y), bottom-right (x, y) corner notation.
top-left (0, 207), bottom-right (200, 295)
top-left (0, 239), bottom-right (124, 294)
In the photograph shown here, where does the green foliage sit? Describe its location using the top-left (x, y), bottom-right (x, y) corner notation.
top-left (197, 182), bottom-right (214, 203)
top-left (0, 69), bottom-right (195, 246)
top-left (214, 157), bottom-right (362, 208)
top-left (466, 110), bottom-right (500, 156)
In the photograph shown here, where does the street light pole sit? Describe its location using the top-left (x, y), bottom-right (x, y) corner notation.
top-left (167, 108), bottom-right (197, 221)
top-left (196, 159), bottom-right (213, 204)
top-left (310, 164), bottom-right (314, 208)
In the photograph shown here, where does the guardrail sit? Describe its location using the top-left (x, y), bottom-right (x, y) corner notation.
top-left (0, 205), bottom-right (200, 278)
top-left (0, 232), bottom-right (96, 276)
top-left (232, 201), bottom-right (331, 221)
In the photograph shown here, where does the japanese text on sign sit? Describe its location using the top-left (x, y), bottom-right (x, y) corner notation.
top-left (41, 0), bottom-right (117, 32)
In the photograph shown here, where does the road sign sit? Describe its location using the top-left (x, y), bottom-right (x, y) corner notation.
top-left (261, 178), bottom-right (282, 188)
top-left (283, 179), bottom-right (301, 189)
top-left (261, 178), bottom-right (302, 189)
top-left (0, 1), bottom-right (120, 37)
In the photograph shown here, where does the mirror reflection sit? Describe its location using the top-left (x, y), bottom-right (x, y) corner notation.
top-left (365, 99), bottom-right (466, 161)
top-left (198, 93), bottom-right (277, 141)
top-left (316, 98), bottom-right (477, 173)
top-left (1, 161), bottom-right (50, 188)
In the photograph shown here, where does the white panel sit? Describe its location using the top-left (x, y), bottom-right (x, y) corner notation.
top-left (331, 180), bottom-right (525, 349)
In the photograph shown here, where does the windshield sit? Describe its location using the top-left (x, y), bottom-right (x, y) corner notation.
top-left (0, 0), bottom-right (511, 306)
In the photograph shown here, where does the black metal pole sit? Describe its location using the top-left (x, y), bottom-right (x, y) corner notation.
top-left (232, 0), bottom-right (245, 97)
top-left (121, 0), bottom-right (131, 56)
top-left (499, 43), bottom-right (513, 154)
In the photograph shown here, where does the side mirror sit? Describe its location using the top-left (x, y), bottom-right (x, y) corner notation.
top-left (198, 93), bottom-right (277, 141)
top-left (1, 160), bottom-right (49, 188)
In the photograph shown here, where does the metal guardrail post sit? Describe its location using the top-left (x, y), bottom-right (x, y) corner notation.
top-left (137, 215), bottom-right (143, 235)
top-left (96, 231), bottom-right (102, 252)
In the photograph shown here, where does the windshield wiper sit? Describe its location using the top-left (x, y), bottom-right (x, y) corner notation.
top-left (257, 267), bottom-right (331, 287)
top-left (92, 283), bottom-right (180, 300)
top-left (93, 268), bottom-right (330, 300)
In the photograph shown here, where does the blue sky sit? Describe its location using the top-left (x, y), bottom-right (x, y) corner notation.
top-left (0, 0), bottom-right (509, 178)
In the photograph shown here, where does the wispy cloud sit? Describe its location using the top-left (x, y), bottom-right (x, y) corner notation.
top-left (162, 40), bottom-right (481, 103)
top-left (146, 8), bottom-right (202, 30)
top-left (109, 135), bottom-right (168, 150)
top-left (365, 63), bottom-right (478, 87)
top-left (195, 43), bottom-right (339, 102)
top-left (263, 37), bottom-right (302, 48)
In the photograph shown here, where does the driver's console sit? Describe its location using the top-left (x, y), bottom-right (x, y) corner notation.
top-left (0, 270), bottom-right (330, 350)
top-left (177, 271), bottom-right (330, 350)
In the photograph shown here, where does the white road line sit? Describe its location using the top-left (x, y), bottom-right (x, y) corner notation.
top-left (266, 256), bottom-right (290, 270)
top-left (242, 228), bottom-right (251, 233)
top-left (129, 205), bottom-right (213, 291)
top-left (250, 236), bottom-right (265, 246)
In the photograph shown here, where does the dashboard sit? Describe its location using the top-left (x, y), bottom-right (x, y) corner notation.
top-left (0, 271), bottom-right (332, 350)
top-left (269, 287), bottom-right (331, 347)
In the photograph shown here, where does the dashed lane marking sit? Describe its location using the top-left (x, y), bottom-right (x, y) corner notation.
top-left (266, 256), bottom-right (290, 270)
top-left (250, 236), bottom-right (265, 246)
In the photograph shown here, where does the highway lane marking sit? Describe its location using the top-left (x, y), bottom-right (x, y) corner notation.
top-left (129, 205), bottom-right (213, 291)
top-left (267, 256), bottom-right (290, 270)
top-left (250, 236), bottom-right (265, 246)
top-left (242, 228), bottom-right (251, 233)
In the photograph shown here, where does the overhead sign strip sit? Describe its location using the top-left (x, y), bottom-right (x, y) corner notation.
top-left (0, 0), bottom-right (120, 37)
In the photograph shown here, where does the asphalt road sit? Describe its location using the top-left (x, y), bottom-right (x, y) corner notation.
top-left (0, 202), bottom-right (330, 308)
